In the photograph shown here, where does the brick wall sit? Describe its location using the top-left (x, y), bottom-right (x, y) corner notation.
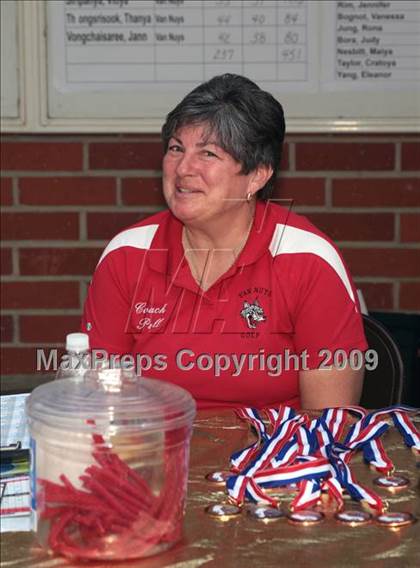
top-left (1, 133), bottom-right (419, 385)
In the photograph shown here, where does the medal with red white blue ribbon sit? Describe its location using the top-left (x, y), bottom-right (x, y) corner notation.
top-left (205, 404), bottom-right (419, 524)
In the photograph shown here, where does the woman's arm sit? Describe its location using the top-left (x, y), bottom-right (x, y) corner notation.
top-left (81, 250), bottom-right (135, 356)
top-left (299, 366), bottom-right (364, 409)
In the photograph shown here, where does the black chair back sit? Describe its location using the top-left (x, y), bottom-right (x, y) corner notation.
top-left (360, 315), bottom-right (404, 409)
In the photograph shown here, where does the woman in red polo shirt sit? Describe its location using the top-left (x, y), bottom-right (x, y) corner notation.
top-left (82, 74), bottom-right (367, 410)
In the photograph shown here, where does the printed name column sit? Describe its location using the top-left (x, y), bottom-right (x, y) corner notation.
top-left (335, 0), bottom-right (420, 81)
top-left (154, 0), bottom-right (204, 82)
top-left (64, 0), bottom-right (155, 84)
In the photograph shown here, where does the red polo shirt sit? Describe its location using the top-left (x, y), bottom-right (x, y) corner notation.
top-left (82, 201), bottom-right (367, 409)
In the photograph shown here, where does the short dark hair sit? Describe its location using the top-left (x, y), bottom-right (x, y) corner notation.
top-left (161, 74), bottom-right (285, 200)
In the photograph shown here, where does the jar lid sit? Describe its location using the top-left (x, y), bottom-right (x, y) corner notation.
top-left (26, 369), bottom-right (196, 435)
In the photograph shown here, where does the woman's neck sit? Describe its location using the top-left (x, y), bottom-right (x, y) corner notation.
top-left (182, 202), bottom-right (256, 290)
top-left (183, 201), bottom-right (256, 252)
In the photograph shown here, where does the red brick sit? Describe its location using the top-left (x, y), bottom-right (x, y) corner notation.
top-left (1, 281), bottom-right (80, 309)
top-left (342, 248), bottom-right (420, 278)
top-left (122, 178), bottom-right (166, 206)
top-left (399, 282), bottom-right (420, 311)
top-left (1, 177), bottom-right (13, 205)
top-left (87, 212), bottom-right (147, 240)
top-left (273, 177), bottom-right (325, 206)
top-left (1, 248), bottom-right (12, 275)
top-left (19, 247), bottom-right (101, 275)
top-left (19, 177), bottom-right (116, 205)
top-left (401, 142), bottom-right (420, 171)
top-left (89, 143), bottom-right (163, 170)
top-left (400, 214), bottom-right (420, 242)
top-left (356, 282), bottom-right (393, 311)
top-left (307, 213), bottom-right (394, 241)
top-left (121, 133), bottom-right (161, 141)
top-left (280, 143), bottom-right (289, 171)
top-left (0, 348), bottom-right (38, 374)
top-left (1, 315), bottom-right (13, 343)
top-left (296, 143), bottom-right (394, 171)
top-left (1, 142), bottom-right (83, 171)
top-left (1, 212), bottom-right (79, 240)
top-left (332, 178), bottom-right (420, 207)
top-left (20, 315), bottom-right (82, 343)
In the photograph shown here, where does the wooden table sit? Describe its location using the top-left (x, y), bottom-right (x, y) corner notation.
top-left (1, 410), bottom-right (419, 567)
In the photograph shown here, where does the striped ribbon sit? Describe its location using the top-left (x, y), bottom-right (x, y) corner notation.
top-left (227, 457), bottom-right (332, 506)
top-left (230, 408), bottom-right (268, 471)
top-left (345, 405), bottom-right (419, 472)
top-left (327, 444), bottom-right (385, 512)
top-left (225, 404), bottom-right (418, 513)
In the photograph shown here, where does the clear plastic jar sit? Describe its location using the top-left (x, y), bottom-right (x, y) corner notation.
top-left (26, 369), bottom-right (196, 561)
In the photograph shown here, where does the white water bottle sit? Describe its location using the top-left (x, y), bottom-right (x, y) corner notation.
top-left (56, 333), bottom-right (90, 379)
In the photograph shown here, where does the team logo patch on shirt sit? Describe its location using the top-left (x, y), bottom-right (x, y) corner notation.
top-left (240, 299), bottom-right (266, 329)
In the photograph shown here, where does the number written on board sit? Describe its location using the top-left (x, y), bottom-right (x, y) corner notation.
top-left (212, 48), bottom-right (235, 61)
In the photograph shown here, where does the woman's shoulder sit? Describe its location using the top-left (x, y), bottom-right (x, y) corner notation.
top-left (265, 201), bottom-right (328, 239)
top-left (266, 202), bottom-right (356, 303)
top-left (97, 209), bottom-right (171, 267)
top-left (255, 201), bottom-right (343, 272)
top-left (265, 202), bottom-right (339, 256)
top-left (119, 208), bottom-right (171, 235)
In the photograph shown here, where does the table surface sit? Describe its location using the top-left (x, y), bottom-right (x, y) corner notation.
top-left (1, 410), bottom-right (419, 568)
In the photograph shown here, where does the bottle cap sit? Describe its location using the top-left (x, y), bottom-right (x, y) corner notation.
top-left (65, 333), bottom-right (89, 352)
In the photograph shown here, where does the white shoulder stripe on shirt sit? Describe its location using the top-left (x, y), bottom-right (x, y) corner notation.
top-left (97, 224), bottom-right (159, 266)
top-left (269, 223), bottom-right (355, 303)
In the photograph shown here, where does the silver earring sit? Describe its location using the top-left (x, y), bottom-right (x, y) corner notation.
top-left (246, 192), bottom-right (252, 202)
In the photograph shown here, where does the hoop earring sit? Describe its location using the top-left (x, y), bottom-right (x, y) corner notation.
top-left (246, 192), bottom-right (253, 203)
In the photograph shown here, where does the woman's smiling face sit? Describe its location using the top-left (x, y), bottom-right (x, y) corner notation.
top-left (162, 123), bottom-right (258, 228)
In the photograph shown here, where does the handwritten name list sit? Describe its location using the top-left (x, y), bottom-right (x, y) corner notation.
top-left (62, 0), bottom-right (310, 84)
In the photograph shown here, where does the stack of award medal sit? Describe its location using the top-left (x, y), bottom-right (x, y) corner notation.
top-left (205, 406), bottom-right (419, 528)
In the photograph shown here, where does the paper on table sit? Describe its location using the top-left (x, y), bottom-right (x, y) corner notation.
top-left (0, 393), bottom-right (30, 450)
top-left (0, 514), bottom-right (31, 532)
top-left (0, 475), bottom-right (31, 532)
top-left (0, 395), bottom-right (32, 532)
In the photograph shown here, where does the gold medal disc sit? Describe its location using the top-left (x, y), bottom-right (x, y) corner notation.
top-left (205, 471), bottom-right (232, 484)
top-left (205, 503), bottom-right (242, 519)
top-left (335, 510), bottom-right (372, 526)
top-left (247, 505), bottom-right (285, 521)
top-left (375, 511), bottom-right (416, 528)
top-left (287, 510), bottom-right (325, 526)
top-left (373, 475), bottom-right (410, 492)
